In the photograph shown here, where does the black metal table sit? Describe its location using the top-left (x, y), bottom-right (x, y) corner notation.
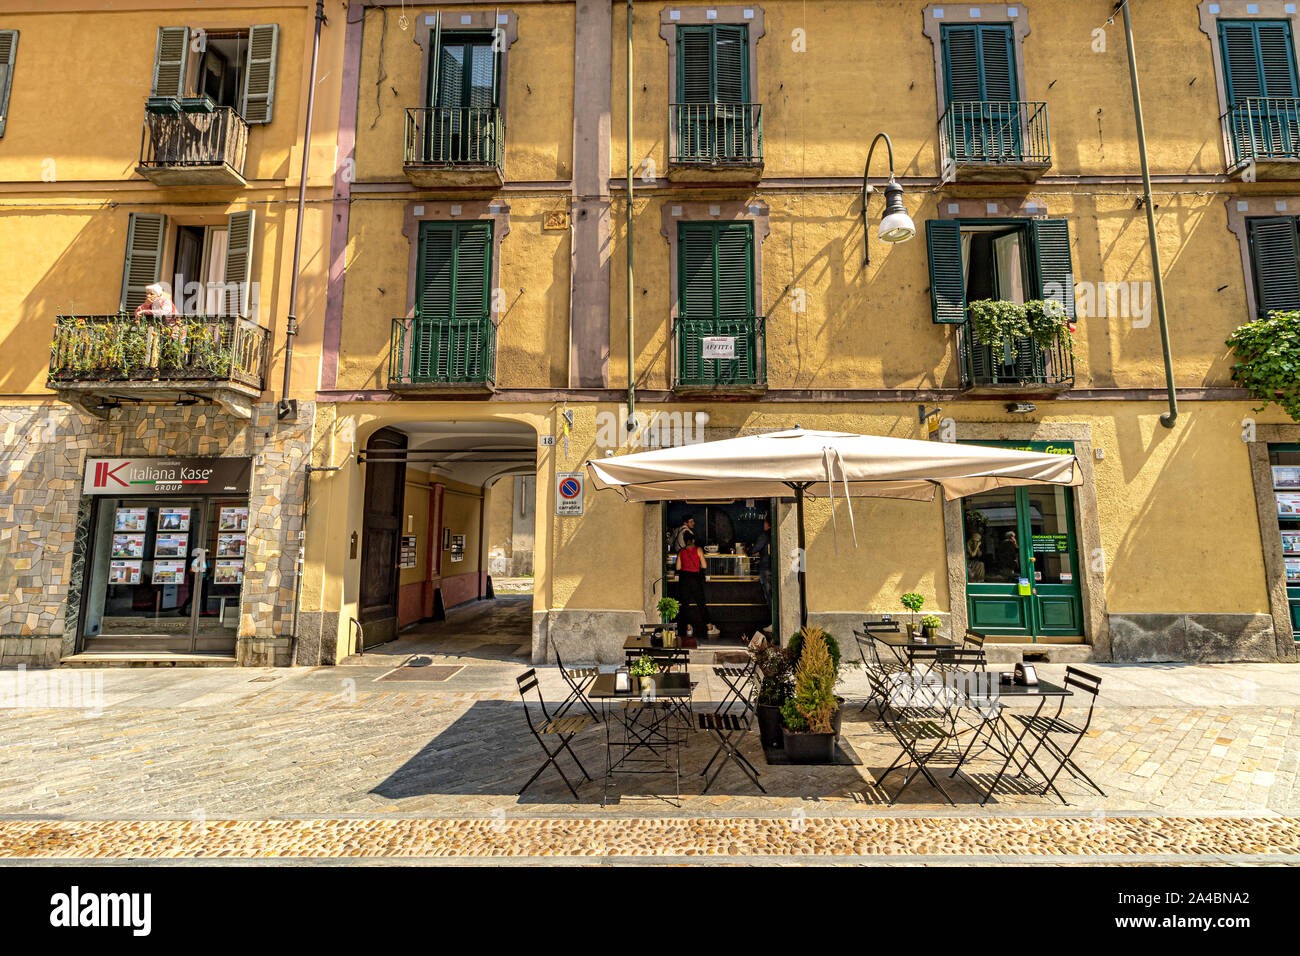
top-left (588, 672), bottom-right (693, 807)
top-left (872, 630), bottom-right (957, 669)
top-left (951, 674), bottom-right (1074, 805)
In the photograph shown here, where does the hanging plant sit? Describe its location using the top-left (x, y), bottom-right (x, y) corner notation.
top-left (1024, 298), bottom-right (1075, 349)
top-left (1226, 309), bottom-right (1300, 423)
top-left (966, 298), bottom-right (1030, 353)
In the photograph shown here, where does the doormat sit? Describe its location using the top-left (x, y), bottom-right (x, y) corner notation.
top-left (762, 737), bottom-right (863, 766)
top-left (712, 651), bottom-right (749, 665)
top-left (378, 664), bottom-right (464, 682)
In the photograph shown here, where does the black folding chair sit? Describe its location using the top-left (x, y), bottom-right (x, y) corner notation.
top-left (712, 660), bottom-right (756, 717)
top-left (1009, 666), bottom-right (1106, 799)
top-left (963, 630), bottom-right (987, 653)
top-left (698, 712), bottom-right (766, 794)
top-left (852, 627), bottom-right (904, 713)
top-left (515, 669), bottom-right (596, 799)
top-left (549, 640), bottom-right (601, 722)
top-left (872, 667), bottom-right (963, 806)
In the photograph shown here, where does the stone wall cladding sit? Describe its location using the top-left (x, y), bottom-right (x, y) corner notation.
top-left (0, 401), bottom-right (314, 667)
top-left (1108, 612), bottom-right (1292, 663)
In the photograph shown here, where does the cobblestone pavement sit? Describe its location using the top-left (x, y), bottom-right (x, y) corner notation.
top-left (0, 597), bottom-right (1297, 862)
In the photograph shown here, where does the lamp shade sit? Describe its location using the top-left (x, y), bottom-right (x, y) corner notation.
top-left (877, 180), bottom-right (915, 243)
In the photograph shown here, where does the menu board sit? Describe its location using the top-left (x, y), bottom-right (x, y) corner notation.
top-left (219, 507), bottom-right (249, 532)
top-left (151, 559), bottom-right (186, 584)
top-left (399, 535), bottom-right (418, 569)
top-left (1287, 557), bottom-right (1300, 585)
top-left (154, 533), bottom-right (188, 558)
top-left (111, 533), bottom-right (145, 558)
top-left (1273, 466), bottom-right (1300, 490)
top-left (1282, 531), bottom-right (1300, 555)
top-left (1278, 493), bottom-right (1300, 518)
top-left (158, 508), bottom-right (191, 531)
top-left (214, 560), bottom-right (244, 585)
top-left (114, 508), bottom-right (149, 532)
top-left (216, 533), bottom-right (246, 558)
top-left (450, 533), bottom-right (465, 563)
top-left (108, 560), bottom-right (142, 585)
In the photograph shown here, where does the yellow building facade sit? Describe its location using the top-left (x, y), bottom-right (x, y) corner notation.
top-left (3, 1), bottom-right (1300, 667)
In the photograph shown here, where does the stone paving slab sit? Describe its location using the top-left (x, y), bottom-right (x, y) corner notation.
top-left (0, 816), bottom-right (1295, 861)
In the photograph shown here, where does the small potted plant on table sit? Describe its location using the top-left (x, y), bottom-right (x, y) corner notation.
top-left (779, 629), bottom-right (839, 764)
top-left (656, 596), bottom-right (680, 648)
top-left (629, 654), bottom-right (659, 695)
top-left (921, 615), bottom-right (942, 642)
top-left (901, 592), bottom-right (925, 639)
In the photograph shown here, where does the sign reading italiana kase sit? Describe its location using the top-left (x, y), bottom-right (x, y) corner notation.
top-left (82, 457), bottom-right (252, 496)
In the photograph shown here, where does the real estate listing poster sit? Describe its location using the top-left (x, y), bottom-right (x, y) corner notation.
top-left (1277, 493), bottom-right (1300, 517)
top-left (151, 559), bottom-right (186, 585)
top-left (154, 533), bottom-right (188, 558)
top-left (108, 560), bottom-right (142, 585)
top-left (114, 508), bottom-right (149, 532)
top-left (214, 560), bottom-right (244, 585)
top-left (111, 533), bottom-right (145, 558)
top-left (216, 534), bottom-right (246, 558)
top-left (218, 507), bottom-right (249, 532)
top-left (158, 508), bottom-right (191, 531)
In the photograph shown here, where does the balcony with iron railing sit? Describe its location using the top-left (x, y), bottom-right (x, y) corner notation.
top-left (668, 103), bottom-right (764, 181)
top-left (136, 103), bottom-right (249, 186)
top-left (956, 319), bottom-right (1074, 393)
top-left (47, 314), bottom-right (271, 418)
top-left (403, 107), bottom-right (505, 188)
top-left (672, 316), bottom-right (766, 393)
top-left (1222, 97), bottom-right (1300, 176)
top-left (939, 101), bottom-right (1051, 182)
top-left (389, 313), bottom-right (497, 392)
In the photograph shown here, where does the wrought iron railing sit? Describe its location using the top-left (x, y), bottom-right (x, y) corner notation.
top-left (673, 316), bottom-right (766, 389)
top-left (669, 103), bottom-right (764, 165)
top-left (940, 100), bottom-right (1050, 166)
top-left (957, 318), bottom-right (1074, 389)
top-left (48, 315), bottom-right (270, 391)
top-left (138, 107), bottom-right (249, 174)
top-left (1222, 97), bottom-right (1300, 167)
top-left (389, 314), bottom-right (497, 386)
top-left (403, 107), bottom-right (505, 170)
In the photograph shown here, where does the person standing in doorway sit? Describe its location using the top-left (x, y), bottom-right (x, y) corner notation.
top-left (672, 513), bottom-right (696, 553)
top-left (675, 530), bottom-right (715, 645)
top-left (753, 516), bottom-right (773, 635)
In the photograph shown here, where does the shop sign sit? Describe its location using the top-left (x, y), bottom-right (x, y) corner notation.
top-left (556, 473), bottom-right (584, 516)
top-left (1031, 533), bottom-right (1070, 553)
top-left (83, 457), bottom-right (251, 496)
top-left (701, 336), bottom-right (736, 359)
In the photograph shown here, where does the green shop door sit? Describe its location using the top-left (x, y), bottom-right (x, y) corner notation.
top-left (962, 483), bottom-right (1084, 640)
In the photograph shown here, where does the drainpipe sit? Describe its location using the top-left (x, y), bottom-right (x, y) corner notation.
top-left (624, 0), bottom-right (636, 433)
top-left (279, 0), bottom-right (328, 422)
top-left (1119, 0), bottom-right (1178, 428)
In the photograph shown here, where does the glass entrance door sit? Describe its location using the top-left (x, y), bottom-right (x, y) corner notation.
top-left (962, 484), bottom-right (1084, 640)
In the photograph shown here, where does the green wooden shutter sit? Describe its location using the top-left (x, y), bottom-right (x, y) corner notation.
top-left (715, 223), bottom-right (754, 317)
top-left (119, 213), bottom-right (168, 312)
top-left (679, 223), bottom-right (717, 318)
top-left (241, 23), bottom-right (279, 124)
top-left (1221, 20), bottom-right (1299, 101)
top-left (714, 25), bottom-right (748, 103)
top-left (224, 210), bottom-right (256, 317)
top-left (942, 24), bottom-right (1015, 103)
top-left (0, 31), bottom-right (17, 138)
top-left (1257, 21), bottom-right (1299, 96)
top-left (1030, 218), bottom-right (1076, 319)
top-left (151, 26), bottom-right (189, 99)
top-left (1248, 217), bottom-right (1300, 316)
top-left (979, 25), bottom-right (1016, 101)
top-left (453, 222), bottom-right (491, 318)
top-left (941, 25), bottom-right (982, 103)
top-left (417, 223), bottom-right (455, 317)
top-left (678, 27), bottom-right (713, 103)
top-left (926, 219), bottom-right (966, 324)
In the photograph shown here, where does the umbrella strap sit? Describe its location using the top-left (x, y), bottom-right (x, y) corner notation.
top-left (822, 446), bottom-right (858, 550)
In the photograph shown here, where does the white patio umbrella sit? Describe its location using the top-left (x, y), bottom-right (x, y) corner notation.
top-left (586, 428), bottom-right (1082, 630)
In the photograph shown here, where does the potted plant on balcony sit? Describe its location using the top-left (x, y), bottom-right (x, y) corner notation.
top-left (1227, 309), bottom-right (1300, 423)
top-left (1025, 297), bottom-right (1074, 348)
top-left (921, 615), bottom-right (942, 642)
top-left (901, 592), bottom-right (925, 639)
top-left (779, 629), bottom-right (839, 764)
top-left (629, 654), bottom-right (659, 695)
top-left (748, 636), bottom-right (793, 750)
top-left (656, 596), bottom-right (680, 648)
top-left (967, 298), bottom-right (1029, 353)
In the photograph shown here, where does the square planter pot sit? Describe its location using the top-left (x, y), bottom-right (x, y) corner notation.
top-left (782, 731), bottom-right (836, 764)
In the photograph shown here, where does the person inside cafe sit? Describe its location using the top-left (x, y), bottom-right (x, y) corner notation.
top-left (752, 515), bottom-right (773, 634)
top-left (671, 513), bottom-right (696, 552)
top-left (675, 530), bottom-right (718, 642)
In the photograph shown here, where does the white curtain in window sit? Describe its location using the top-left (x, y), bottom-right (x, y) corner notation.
top-left (204, 228), bottom-right (229, 315)
top-left (993, 232), bottom-right (1025, 305)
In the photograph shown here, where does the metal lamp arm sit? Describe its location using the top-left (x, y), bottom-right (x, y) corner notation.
top-left (862, 131), bottom-right (897, 266)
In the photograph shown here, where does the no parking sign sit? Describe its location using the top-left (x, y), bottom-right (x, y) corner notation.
top-left (555, 472), bottom-right (585, 516)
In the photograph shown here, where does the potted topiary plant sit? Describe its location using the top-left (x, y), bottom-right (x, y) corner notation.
top-left (629, 654), bottom-right (659, 695)
top-left (787, 625), bottom-right (851, 736)
top-left (656, 596), bottom-right (680, 648)
top-left (748, 637), bottom-right (793, 750)
top-left (921, 615), bottom-right (942, 642)
top-left (780, 629), bottom-right (839, 764)
top-left (901, 592), bottom-right (924, 638)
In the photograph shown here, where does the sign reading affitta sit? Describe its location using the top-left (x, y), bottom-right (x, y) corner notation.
top-left (82, 457), bottom-right (252, 496)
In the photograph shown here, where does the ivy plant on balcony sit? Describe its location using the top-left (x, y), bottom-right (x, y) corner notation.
top-left (968, 298), bottom-right (1073, 353)
top-left (50, 316), bottom-right (234, 381)
top-left (1226, 309), bottom-right (1300, 423)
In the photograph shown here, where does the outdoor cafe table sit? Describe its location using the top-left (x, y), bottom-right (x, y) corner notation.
top-left (587, 672), bottom-right (693, 807)
top-left (950, 675), bottom-right (1074, 806)
top-left (872, 630), bottom-right (956, 668)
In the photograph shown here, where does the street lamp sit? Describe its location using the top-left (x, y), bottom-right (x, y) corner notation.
top-left (862, 132), bottom-right (915, 265)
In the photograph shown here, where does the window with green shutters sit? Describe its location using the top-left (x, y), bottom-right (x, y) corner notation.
top-left (416, 30), bottom-right (502, 166)
top-left (672, 25), bottom-right (760, 164)
top-left (1220, 20), bottom-right (1300, 162)
top-left (407, 221), bottom-right (495, 384)
top-left (939, 23), bottom-right (1046, 164)
top-left (675, 222), bottom-right (763, 388)
top-left (1247, 216), bottom-right (1300, 316)
top-left (146, 25), bottom-right (279, 124)
top-left (0, 30), bottom-right (18, 138)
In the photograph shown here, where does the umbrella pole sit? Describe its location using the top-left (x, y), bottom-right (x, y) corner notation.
top-left (794, 482), bottom-right (808, 633)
